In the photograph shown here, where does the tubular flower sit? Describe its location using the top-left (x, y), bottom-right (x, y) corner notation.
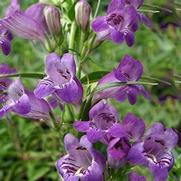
top-left (0, 78), bottom-right (31, 118)
top-left (107, 113), bottom-right (145, 168)
top-left (115, 0), bottom-right (152, 27)
top-left (1, 3), bottom-right (48, 41)
top-left (94, 55), bottom-right (149, 105)
top-left (128, 123), bottom-right (178, 181)
top-left (91, 0), bottom-right (151, 46)
top-left (34, 53), bottom-right (83, 104)
top-left (0, 64), bottom-right (16, 103)
top-left (74, 100), bottom-right (120, 144)
top-left (56, 134), bottom-right (106, 181)
top-left (0, 78), bottom-right (51, 120)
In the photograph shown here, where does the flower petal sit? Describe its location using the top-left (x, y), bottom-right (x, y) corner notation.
top-left (108, 123), bottom-right (128, 138)
top-left (74, 121), bottom-right (90, 132)
top-left (45, 53), bottom-right (73, 85)
top-left (5, 0), bottom-right (20, 16)
top-left (0, 38), bottom-right (11, 55)
top-left (23, 91), bottom-right (51, 120)
top-left (91, 16), bottom-right (109, 32)
top-left (139, 13), bottom-right (152, 27)
top-left (127, 88), bottom-right (137, 105)
top-left (115, 55), bottom-right (143, 81)
top-left (64, 134), bottom-right (79, 153)
top-left (55, 78), bottom-right (83, 104)
top-left (123, 113), bottom-right (145, 140)
top-left (34, 77), bottom-right (55, 98)
top-left (107, 0), bottom-right (125, 14)
top-left (124, 30), bottom-right (135, 47)
top-left (13, 93), bottom-right (31, 115)
top-left (0, 105), bottom-right (12, 118)
top-left (87, 129), bottom-right (104, 143)
top-left (1, 11), bottom-right (45, 40)
top-left (111, 30), bottom-right (124, 44)
top-left (60, 53), bottom-right (76, 76)
top-left (149, 164), bottom-right (168, 181)
top-left (8, 78), bottom-right (24, 101)
top-left (25, 3), bottom-right (48, 32)
top-left (89, 99), bottom-right (118, 120)
top-left (127, 142), bottom-right (147, 166)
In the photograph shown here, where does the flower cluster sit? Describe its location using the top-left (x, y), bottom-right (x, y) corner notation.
top-left (55, 99), bottom-right (178, 180)
top-left (0, 0), bottom-right (179, 181)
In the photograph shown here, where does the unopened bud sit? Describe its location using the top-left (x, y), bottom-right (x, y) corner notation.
top-left (44, 6), bottom-right (61, 36)
top-left (75, 0), bottom-right (91, 31)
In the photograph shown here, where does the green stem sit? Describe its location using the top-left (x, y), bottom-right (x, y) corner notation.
top-left (0, 73), bottom-right (45, 79)
top-left (69, 22), bottom-right (77, 53)
top-left (94, 0), bottom-right (101, 18)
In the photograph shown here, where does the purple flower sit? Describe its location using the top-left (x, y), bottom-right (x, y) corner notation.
top-left (119, 0), bottom-right (152, 27)
top-left (128, 123), bottom-right (178, 181)
top-left (0, 78), bottom-right (51, 120)
top-left (94, 55), bottom-right (149, 105)
top-left (21, 91), bottom-right (51, 120)
top-left (0, 64), bottom-right (16, 103)
top-left (129, 172), bottom-right (146, 181)
top-left (0, 3), bottom-right (47, 41)
top-left (0, 78), bottom-right (31, 118)
top-left (91, 0), bottom-right (151, 46)
top-left (0, 24), bottom-right (13, 55)
top-left (107, 113), bottom-right (145, 168)
top-left (74, 100), bottom-right (120, 144)
top-left (5, 0), bottom-right (20, 17)
top-left (92, 4), bottom-right (137, 46)
top-left (0, 0), bottom-right (20, 55)
top-left (34, 53), bottom-right (83, 104)
top-left (56, 134), bottom-right (106, 181)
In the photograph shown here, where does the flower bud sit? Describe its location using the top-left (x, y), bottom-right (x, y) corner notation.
top-left (44, 6), bottom-right (61, 36)
top-left (75, 0), bottom-right (91, 31)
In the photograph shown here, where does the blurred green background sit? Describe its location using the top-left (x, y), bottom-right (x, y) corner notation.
top-left (0, 0), bottom-right (181, 180)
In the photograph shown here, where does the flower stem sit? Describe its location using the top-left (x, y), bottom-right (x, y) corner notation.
top-left (69, 22), bottom-right (77, 53)
top-left (94, 0), bottom-right (101, 18)
top-left (0, 73), bottom-right (45, 79)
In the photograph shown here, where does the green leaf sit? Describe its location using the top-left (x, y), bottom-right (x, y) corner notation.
top-left (81, 71), bottom-right (109, 84)
top-left (29, 167), bottom-right (50, 181)
top-left (68, 2), bottom-right (76, 21)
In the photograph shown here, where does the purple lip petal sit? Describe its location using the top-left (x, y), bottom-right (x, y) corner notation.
top-left (34, 77), bottom-right (55, 98)
top-left (55, 77), bottom-right (83, 104)
top-left (0, 38), bottom-right (11, 55)
top-left (12, 93), bottom-right (31, 115)
top-left (56, 134), bottom-right (105, 180)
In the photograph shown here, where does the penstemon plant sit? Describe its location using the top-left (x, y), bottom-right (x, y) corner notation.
top-left (0, 0), bottom-right (179, 181)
